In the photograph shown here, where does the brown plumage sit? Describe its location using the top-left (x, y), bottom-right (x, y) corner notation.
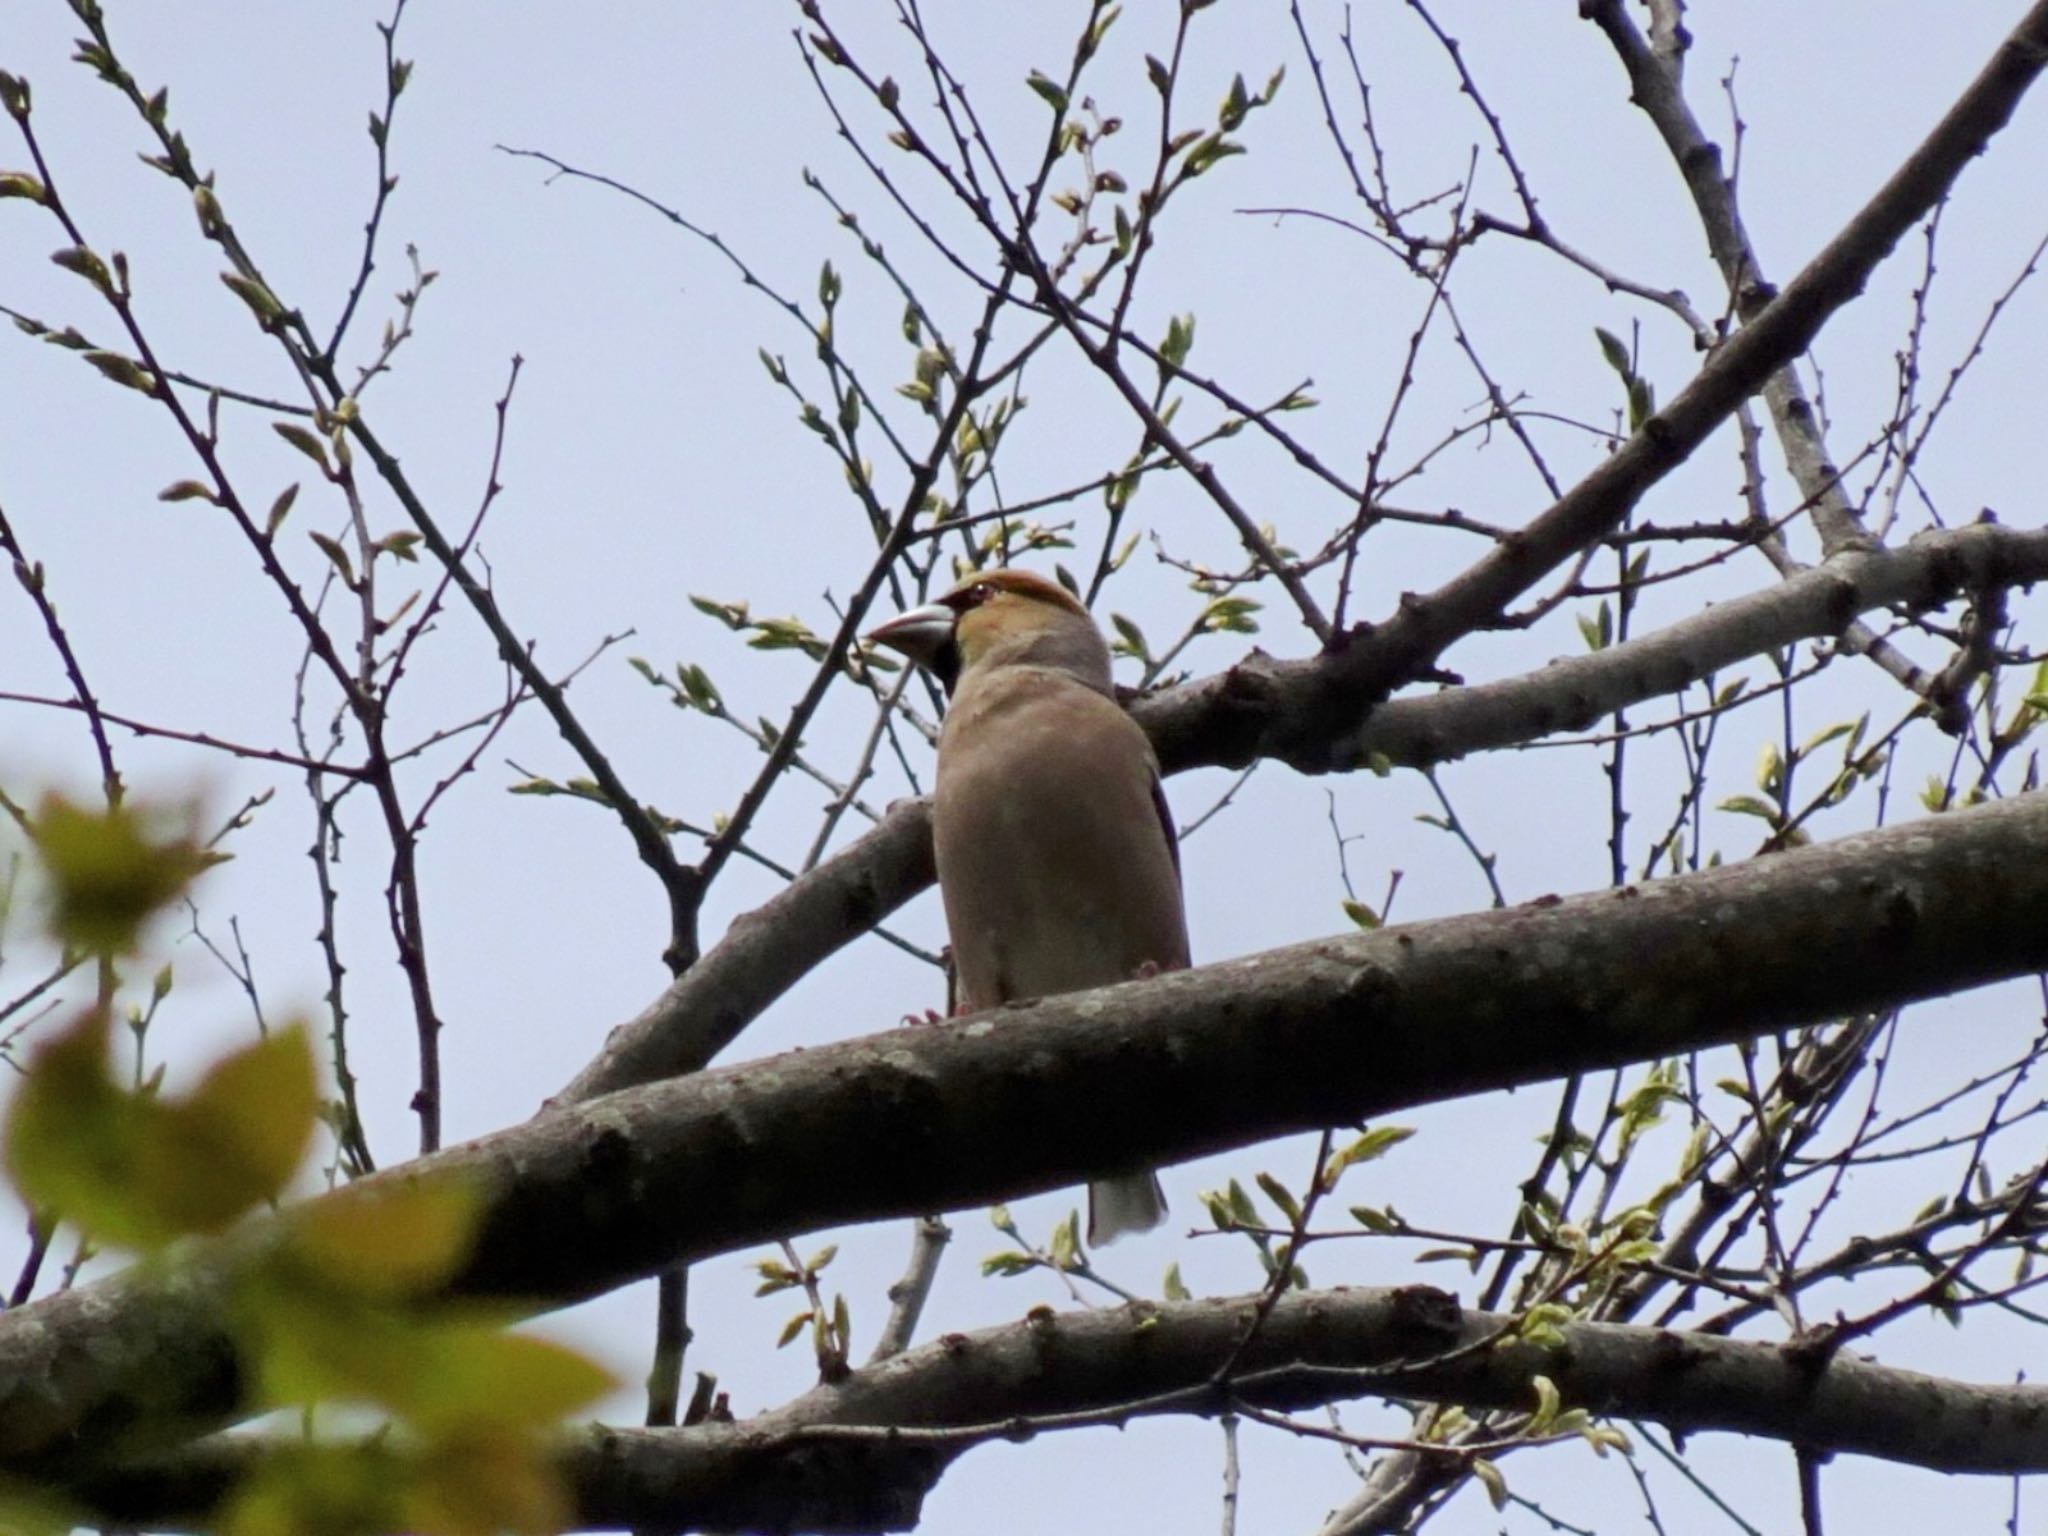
top-left (869, 569), bottom-right (1186, 1243)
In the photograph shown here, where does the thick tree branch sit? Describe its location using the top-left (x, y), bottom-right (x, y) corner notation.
top-left (1150, 518), bottom-right (2048, 778)
top-left (5, 792), bottom-right (2048, 1467)
top-left (71, 1284), bottom-right (2048, 1532)
top-left (1219, 0), bottom-right (2048, 773)
top-left (556, 2), bottom-right (2048, 1107)
top-left (572, 520), bottom-right (2048, 1097)
top-left (558, 801), bottom-right (933, 1101)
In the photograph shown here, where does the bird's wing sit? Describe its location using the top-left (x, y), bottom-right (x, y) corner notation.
top-left (1149, 768), bottom-right (1182, 881)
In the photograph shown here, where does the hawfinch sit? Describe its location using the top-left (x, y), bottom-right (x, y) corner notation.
top-left (868, 568), bottom-right (1187, 1244)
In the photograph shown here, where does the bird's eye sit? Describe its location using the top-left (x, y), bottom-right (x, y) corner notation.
top-left (960, 582), bottom-right (995, 608)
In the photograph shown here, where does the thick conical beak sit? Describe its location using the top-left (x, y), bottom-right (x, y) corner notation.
top-left (865, 602), bottom-right (956, 669)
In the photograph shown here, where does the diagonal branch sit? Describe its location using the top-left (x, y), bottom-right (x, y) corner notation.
top-left (5, 789), bottom-right (2048, 1467)
top-left (569, 517), bottom-right (2048, 1103)
top-left (1258, 0), bottom-right (2048, 765)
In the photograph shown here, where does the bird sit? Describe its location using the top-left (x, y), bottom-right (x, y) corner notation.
top-left (868, 567), bottom-right (1187, 1244)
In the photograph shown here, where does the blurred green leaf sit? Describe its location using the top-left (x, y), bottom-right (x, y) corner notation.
top-left (32, 794), bottom-right (213, 954)
top-left (283, 1174), bottom-right (482, 1299)
top-left (8, 1014), bottom-right (315, 1247)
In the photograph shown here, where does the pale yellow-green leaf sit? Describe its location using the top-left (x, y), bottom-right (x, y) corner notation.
top-left (283, 1173), bottom-right (482, 1298)
top-left (1471, 1457), bottom-right (1509, 1509)
top-left (32, 795), bottom-right (212, 955)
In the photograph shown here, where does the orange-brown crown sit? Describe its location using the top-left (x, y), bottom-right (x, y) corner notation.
top-left (937, 567), bottom-right (1091, 621)
top-left (867, 568), bottom-right (1107, 693)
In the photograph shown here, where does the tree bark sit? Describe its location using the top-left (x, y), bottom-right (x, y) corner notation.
top-left (70, 1284), bottom-right (2048, 1533)
top-left (4, 791), bottom-right (2047, 1470)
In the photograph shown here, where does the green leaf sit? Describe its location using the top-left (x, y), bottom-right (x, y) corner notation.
top-left (1201, 596), bottom-right (1261, 634)
top-left (1050, 1210), bottom-right (1081, 1266)
top-left (980, 1249), bottom-right (1036, 1277)
top-left (283, 1175), bottom-right (482, 1299)
top-left (1080, 4), bottom-right (1121, 61)
top-left (7, 1014), bottom-right (316, 1248)
top-left (1627, 375), bottom-right (1655, 431)
top-left (1716, 793), bottom-right (1778, 822)
top-left (264, 483), bottom-right (298, 537)
top-left (1471, 1457), bottom-right (1509, 1510)
top-left (404, 1326), bottom-right (616, 1431)
top-left (1255, 1171), bottom-right (1302, 1225)
top-left (219, 1442), bottom-right (401, 1536)
top-left (1162, 1262), bottom-right (1190, 1301)
top-left (1225, 1177), bottom-right (1260, 1227)
top-left (1109, 612), bottom-right (1150, 660)
top-left (1528, 1373), bottom-right (1562, 1434)
top-left (1180, 134), bottom-right (1245, 177)
top-left (1414, 1245), bottom-right (1481, 1268)
top-left (157, 479), bottom-right (216, 504)
top-left (31, 794), bottom-right (212, 954)
top-left (50, 244), bottom-right (113, 294)
top-left (4, 1012), bottom-right (137, 1238)
top-left (247, 1271), bottom-right (610, 1430)
top-left (1517, 1301), bottom-right (1572, 1348)
top-left (309, 531), bottom-right (356, 588)
top-left (1159, 312), bottom-right (1194, 370)
top-left (1219, 73), bottom-right (1250, 131)
top-left (221, 271), bottom-right (284, 324)
top-left (1026, 70), bottom-right (1068, 114)
top-left (167, 1025), bottom-right (319, 1224)
top-left (1583, 1423), bottom-right (1632, 1457)
top-left (1349, 1205), bottom-right (1399, 1233)
top-left (1321, 1125), bottom-right (1414, 1188)
top-left (0, 172), bottom-right (47, 202)
top-left (1801, 718), bottom-right (1858, 757)
top-left (676, 663), bottom-right (722, 711)
top-left (404, 1431), bottom-right (573, 1536)
top-left (81, 350), bottom-right (155, 393)
top-left (1594, 327), bottom-right (1630, 377)
top-left (273, 421), bottom-right (332, 473)
top-left (1341, 898), bottom-right (1379, 930)
top-left (1755, 740), bottom-right (1783, 792)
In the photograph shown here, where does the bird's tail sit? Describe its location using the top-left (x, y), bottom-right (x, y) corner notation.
top-left (1088, 1170), bottom-right (1167, 1246)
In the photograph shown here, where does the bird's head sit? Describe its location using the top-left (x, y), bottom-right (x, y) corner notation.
top-left (867, 568), bottom-right (1111, 694)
